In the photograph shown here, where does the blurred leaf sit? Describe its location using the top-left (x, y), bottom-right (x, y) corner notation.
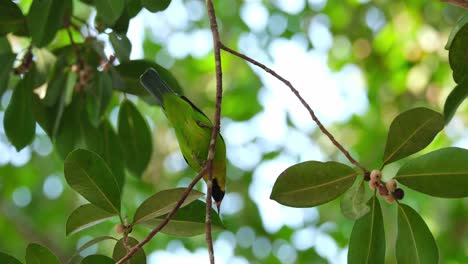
top-left (43, 57), bottom-right (68, 106)
top-left (4, 75), bottom-right (36, 151)
top-left (113, 237), bottom-right (146, 264)
top-left (142, 0), bottom-right (171, 12)
top-left (64, 149), bottom-right (121, 214)
top-left (133, 188), bottom-right (204, 224)
top-left (64, 71), bottom-right (77, 105)
top-left (34, 48), bottom-right (56, 81)
top-left (270, 161), bottom-right (357, 207)
top-left (340, 179), bottom-right (370, 220)
top-left (0, 0), bottom-right (27, 36)
top-left (109, 32), bottom-right (131, 62)
top-left (27, 0), bottom-right (72, 47)
top-left (141, 200), bottom-right (224, 237)
top-left (95, 0), bottom-right (124, 26)
top-left (445, 13), bottom-right (468, 50)
top-left (69, 236), bottom-right (117, 263)
top-left (86, 71), bottom-right (113, 126)
top-left (0, 43), bottom-right (15, 98)
top-left (382, 107), bottom-right (444, 165)
top-left (25, 243), bottom-right (59, 264)
top-left (348, 195), bottom-right (385, 264)
top-left (449, 21), bottom-right (468, 84)
top-left (443, 77), bottom-right (468, 123)
top-left (66, 203), bottom-right (117, 236)
top-left (126, 0), bottom-right (143, 18)
top-left (54, 98), bottom-right (83, 159)
top-left (81, 255), bottom-right (115, 264)
top-left (396, 203), bottom-right (439, 264)
top-left (0, 252), bottom-right (22, 264)
top-left (395, 147), bottom-right (468, 198)
top-left (118, 99), bottom-right (153, 177)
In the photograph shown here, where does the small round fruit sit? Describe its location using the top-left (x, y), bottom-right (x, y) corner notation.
top-left (378, 185), bottom-right (388, 196)
top-left (368, 179), bottom-right (379, 190)
top-left (393, 188), bottom-right (405, 200)
top-left (385, 195), bottom-right (395, 203)
top-left (370, 170), bottom-right (382, 181)
top-left (364, 171), bottom-right (371, 181)
top-left (385, 179), bottom-right (397, 192)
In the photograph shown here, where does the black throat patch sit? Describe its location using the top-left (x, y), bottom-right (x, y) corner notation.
top-left (212, 178), bottom-right (225, 203)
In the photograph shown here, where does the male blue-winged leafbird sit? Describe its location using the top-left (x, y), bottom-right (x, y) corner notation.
top-left (139, 68), bottom-right (226, 212)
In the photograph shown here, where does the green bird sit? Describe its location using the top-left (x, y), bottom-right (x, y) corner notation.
top-left (140, 68), bottom-right (226, 211)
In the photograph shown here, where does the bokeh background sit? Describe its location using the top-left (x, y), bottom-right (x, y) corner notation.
top-left (1, 0), bottom-right (467, 263)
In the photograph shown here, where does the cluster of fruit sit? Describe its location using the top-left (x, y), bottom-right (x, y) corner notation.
top-left (367, 170), bottom-right (404, 203)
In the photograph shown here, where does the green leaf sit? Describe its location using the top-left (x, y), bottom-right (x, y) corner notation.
top-left (118, 99), bottom-right (153, 177)
top-left (34, 48), bottom-right (56, 81)
top-left (348, 196), bottom-right (385, 264)
top-left (141, 0), bottom-right (171, 12)
top-left (66, 203), bottom-right (117, 236)
top-left (126, 0), bottom-right (143, 18)
top-left (95, 0), bottom-right (125, 26)
top-left (69, 236), bottom-right (117, 263)
top-left (443, 77), bottom-right (468, 124)
top-left (0, 1), bottom-right (27, 36)
top-left (445, 13), bottom-right (468, 50)
top-left (25, 243), bottom-right (59, 264)
top-left (382, 107), bottom-right (444, 165)
top-left (54, 98), bottom-right (83, 159)
top-left (395, 147), bottom-right (468, 198)
top-left (86, 71), bottom-right (113, 126)
top-left (109, 32), bottom-right (131, 62)
top-left (81, 255), bottom-right (115, 264)
top-left (340, 179), bottom-right (370, 220)
top-left (64, 149), bottom-right (121, 214)
top-left (449, 21), bottom-right (468, 84)
top-left (133, 188), bottom-right (204, 224)
top-left (270, 161), bottom-right (358, 207)
top-left (0, 252), bottom-right (22, 264)
top-left (396, 203), bottom-right (439, 264)
top-left (27, 0), bottom-right (72, 47)
top-left (141, 200), bottom-right (224, 237)
top-left (0, 48), bottom-right (16, 98)
top-left (113, 237), bottom-right (146, 264)
top-left (4, 76), bottom-right (36, 151)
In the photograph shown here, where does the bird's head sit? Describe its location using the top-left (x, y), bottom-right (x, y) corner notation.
top-left (212, 178), bottom-right (225, 213)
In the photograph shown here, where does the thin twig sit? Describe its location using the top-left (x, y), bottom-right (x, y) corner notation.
top-left (205, 0), bottom-right (223, 263)
top-left (219, 43), bottom-right (368, 174)
top-left (115, 167), bottom-right (207, 264)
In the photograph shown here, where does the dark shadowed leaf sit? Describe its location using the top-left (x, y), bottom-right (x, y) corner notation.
top-left (348, 195), bottom-right (385, 264)
top-left (118, 99), bottom-right (152, 177)
top-left (95, 0), bottom-right (124, 26)
top-left (81, 255), bottom-right (115, 264)
top-left (113, 237), bottom-right (146, 264)
top-left (396, 203), bottom-right (438, 264)
top-left (0, 1), bottom-right (27, 36)
top-left (133, 188), bottom-right (204, 224)
top-left (86, 71), bottom-right (113, 126)
top-left (0, 252), bottom-right (22, 264)
top-left (64, 149), bottom-right (121, 214)
top-left (141, 200), bottom-right (224, 237)
top-left (340, 179), bottom-right (370, 220)
top-left (443, 77), bottom-right (468, 124)
top-left (0, 47), bottom-right (16, 98)
top-left (142, 0), bottom-right (171, 12)
top-left (26, 243), bottom-right (59, 264)
top-left (270, 161), bottom-right (357, 207)
top-left (449, 21), bottom-right (468, 84)
top-left (27, 0), bottom-right (72, 47)
top-left (395, 147), bottom-right (468, 198)
top-left (109, 32), bottom-right (131, 62)
top-left (4, 76), bottom-right (35, 151)
top-left (54, 98), bottom-right (83, 159)
top-left (66, 203), bottom-right (117, 236)
top-left (446, 14), bottom-right (468, 50)
top-left (382, 107), bottom-right (444, 165)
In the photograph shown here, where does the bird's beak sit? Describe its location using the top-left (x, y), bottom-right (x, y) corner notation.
top-left (215, 201), bottom-right (222, 214)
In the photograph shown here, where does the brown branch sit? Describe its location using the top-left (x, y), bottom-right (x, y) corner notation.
top-left (205, 0), bottom-right (223, 263)
top-left (441, 0), bottom-right (468, 8)
top-left (219, 43), bottom-right (368, 174)
top-left (115, 167), bottom-right (207, 264)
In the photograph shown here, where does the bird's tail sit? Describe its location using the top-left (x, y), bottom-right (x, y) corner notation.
top-left (139, 68), bottom-right (175, 106)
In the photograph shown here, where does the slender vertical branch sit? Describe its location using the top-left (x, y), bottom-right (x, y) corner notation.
top-left (205, 0), bottom-right (223, 263)
top-left (219, 43), bottom-right (368, 174)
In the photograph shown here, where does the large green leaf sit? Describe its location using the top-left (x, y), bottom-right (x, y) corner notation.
top-left (348, 195), bottom-right (385, 264)
top-left (109, 32), bottom-right (131, 62)
top-left (141, 200), bottom-right (224, 237)
top-left (270, 161), bottom-right (357, 207)
top-left (27, 0), bottom-right (72, 47)
top-left (3, 76), bottom-right (36, 151)
top-left (446, 13), bottom-right (468, 50)
top-left (66, 203), bottom-right (117, 236)
top-left (64, 149), bottom-right (121, 214)
top-left (395, 147), bottom-right (468, 198)
top-left (396, 204), bottom-right (439, 264)
top-left (118, 99), bottom-right (153, 177)
top-left (54, 98), bottom-right (83, 159)
top-left (449, 21), bottom-right (468, 84)
top-left (382, 107), bottom-right (444, 165)
top-left (86, 71), bottom-right (113, 126)
top-left (95, 0), bottom-right (124, 26)
top-left (81, 255), bottom-right (115, 264)
top-left (133, 188), bottom-right (204, 224)
top-left (25, 243), bottom-right (60, 264)
top-left (113, 237), bottom-right (146, 264)
top-left (69, 236), bottom-right (117, 263)
top-left (443, 77), bottom-right (468, 124)
top-left (141, 0), bottom-right (171, 12)
top-left (0, 252), bottom-right (22, 264)
top-left (0, 1), bottom-right (27, 36)
top-left (340, 179), bottom-right (370, 220)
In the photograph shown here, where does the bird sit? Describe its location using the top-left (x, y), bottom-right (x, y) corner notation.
top-left (140, 68), bottom-right (226, 212)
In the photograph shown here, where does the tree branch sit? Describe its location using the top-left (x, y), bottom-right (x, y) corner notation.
top-left (219, 43), bottom-right (368, 174)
